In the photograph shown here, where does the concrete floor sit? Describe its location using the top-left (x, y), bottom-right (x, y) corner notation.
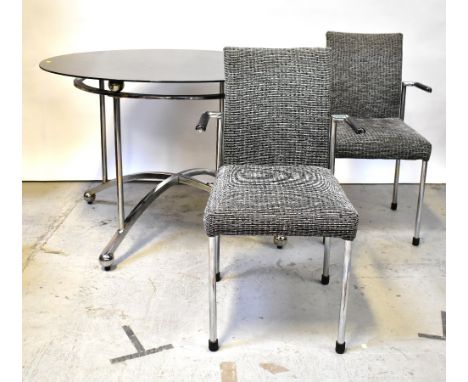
top-left (23, 182), bottom-right (445, 381)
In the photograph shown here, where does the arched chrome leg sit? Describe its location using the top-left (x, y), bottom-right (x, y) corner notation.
top-left (321, 237), bottom-right (331, 285)
top-left (83, 172), bottom-right (173, 202)
top-left (413, 160), bottom-right (428, 246)
top-left (208, 236), bottom-right (219, 351)
top-left (273, 235), bottom-right (287, 249)
top-left (391, 159), bottom-right (400, 210)
top-left (336, 240), bottom-right (352, 354)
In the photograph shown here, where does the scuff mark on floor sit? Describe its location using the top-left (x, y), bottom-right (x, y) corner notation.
top-left (23, 195), bottom-right (81, 271)
top-left (220, 362), bottom-right (237, 382)
top-left (42, 247), bottom-right (68, 256)
top-left (260, 362), bottom-right (289, 375)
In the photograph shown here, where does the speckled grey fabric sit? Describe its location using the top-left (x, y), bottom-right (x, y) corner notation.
top-left (336, 118), bottom-right (432, 161)
top-left (222, 47), bottom-right (331, 168)
top-left (204, 48), bottom-right (358, 240)
top-left (204, 165), bottom-right (358, 240)
top-left (326, 32), bottom-right (403, 118)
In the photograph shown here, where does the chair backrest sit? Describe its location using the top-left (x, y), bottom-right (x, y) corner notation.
top-left (326, 32), bottom-right (402, 118)
top-left (223, 47), bottom-right (331, 168)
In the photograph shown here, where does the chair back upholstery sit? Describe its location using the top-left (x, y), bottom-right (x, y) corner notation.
top-left (223, 47), bottom-right (331, 168)
top-left (326, 32), bottom-right (402, 118)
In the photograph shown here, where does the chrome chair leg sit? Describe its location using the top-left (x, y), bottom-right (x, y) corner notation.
top-left (336, 240), bottom-right (352, 354)
top-left (391, 159), bottom-right (400, 210)
top-left (208, 236), bottom-right (219, 351)
top-left (321, 237), bottom-right (331, 285)
top-left (215, 236), bottom-right (221, 282)
top-left (273, 234), bottom-right (287, 249)
top-left (413, 160), bottom-right (428, 246)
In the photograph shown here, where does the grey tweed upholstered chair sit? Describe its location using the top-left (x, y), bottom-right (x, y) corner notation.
top-left (196, 47), bottom-right (359, 354)
top-left (326, 32), bottom-right (432, 246)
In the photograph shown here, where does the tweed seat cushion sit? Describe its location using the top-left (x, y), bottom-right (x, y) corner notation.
top-left (336, 118), bottom-right (432, 161)
top-left (204, 165), bottom-right (358, 240)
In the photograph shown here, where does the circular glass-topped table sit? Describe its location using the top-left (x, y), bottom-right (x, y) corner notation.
top-left (40, 49), bottom-right (225, 271)
top-left (40, 49), bottom-right (224, 83)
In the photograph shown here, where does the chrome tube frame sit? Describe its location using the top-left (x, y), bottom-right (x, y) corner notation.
top-left (392, 82), bottom-right (409, 210)
top-left (99, 80), bottom-right (108, 183)
top-left (392, 159), bottom-right (401, 210)
top-left (74, 78), bottom-right (222, 100)
top-left (398, 81), bottom-right (431, 242)
top-left (208, 236), bottom-right (219, 350)
top-left (84, 172), bottom-right (173, 200)
top-left (214, 236), bottom-right (221, 281)
top-left (321, 116), bottom-right (343, 258)
top-left (330, 118), bottom-right (337, 174)
top-left (322, 237), bottom-right (331, 284)
top-left (399, 82), bottom-right (408, 120)
top-left (216, 82), bottom-right (224, 171)
top-left (413, 160), bottom-right (428, 245)
top-left (330, 115), bottom-right (347, 174)
top-left (214, 83), bottom-right (224, 277)
top-left (113, 95), bottom-right (125, 231)
top-left (336, 240), bottom-right (352, 353)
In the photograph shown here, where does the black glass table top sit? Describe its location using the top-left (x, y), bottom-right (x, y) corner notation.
top-left (39, 49), bottom-right (224, 83)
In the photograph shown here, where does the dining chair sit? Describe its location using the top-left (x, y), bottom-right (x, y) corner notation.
top-left (326, 32), bottom-right (432, 245)
top-left (196, 47), bottom-right (359, 354)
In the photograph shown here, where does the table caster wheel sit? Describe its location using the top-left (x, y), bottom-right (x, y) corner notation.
top-left (84, 192), bottom-right (96, 204)
top-left (273, 235), bottom-right (287, 249)
top-left (99, 252), bottom-right (114, 271)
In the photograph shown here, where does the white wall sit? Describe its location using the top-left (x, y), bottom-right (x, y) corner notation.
top-left (23, 0), bottom-right (445, 183)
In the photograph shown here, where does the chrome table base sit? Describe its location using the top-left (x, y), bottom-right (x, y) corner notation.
top-left (75, 78), bottom-right (224, 270)
top-left (94, 168), bottom-right (215, 270)
top-left (83, 172), bottom-right (173, 204)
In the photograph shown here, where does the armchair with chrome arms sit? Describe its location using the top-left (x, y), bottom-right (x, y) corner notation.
top-left (326, 32), bottom-right (433, 246)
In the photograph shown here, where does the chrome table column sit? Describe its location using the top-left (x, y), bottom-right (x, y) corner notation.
top-left (99, 79), bottom-right (108, 183)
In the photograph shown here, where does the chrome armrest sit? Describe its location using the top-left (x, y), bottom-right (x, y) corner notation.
top-left (403, 81), bottom-right (432, 93)
top-left (195, 111), bottom-right (223, 132)
top-left (345, 116), bottom-right (365, 134)
top-left (332, 114), bottom-right (365, 134)
top-left (400, 81), bottom-right (432, 119)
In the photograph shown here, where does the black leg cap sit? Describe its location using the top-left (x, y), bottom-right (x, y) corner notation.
top-left (276, 245), bottom-right (283, 249)
top-left (208, 339), bottom-right (219, 352)
top-left (322, 237), bottom-right (326, 244)
top-left (321, 274), bottom-right (330, 285)
top-left (391, 203), bottom-right (397, 210)
top-left (216, 272), bottom-right (221, 282)
top-left (104, 266), bottom-right (112, 271)
top-left (412, 237), bottom-right (420, 246)
top-left (335, 341), bottom-right (346, 354)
